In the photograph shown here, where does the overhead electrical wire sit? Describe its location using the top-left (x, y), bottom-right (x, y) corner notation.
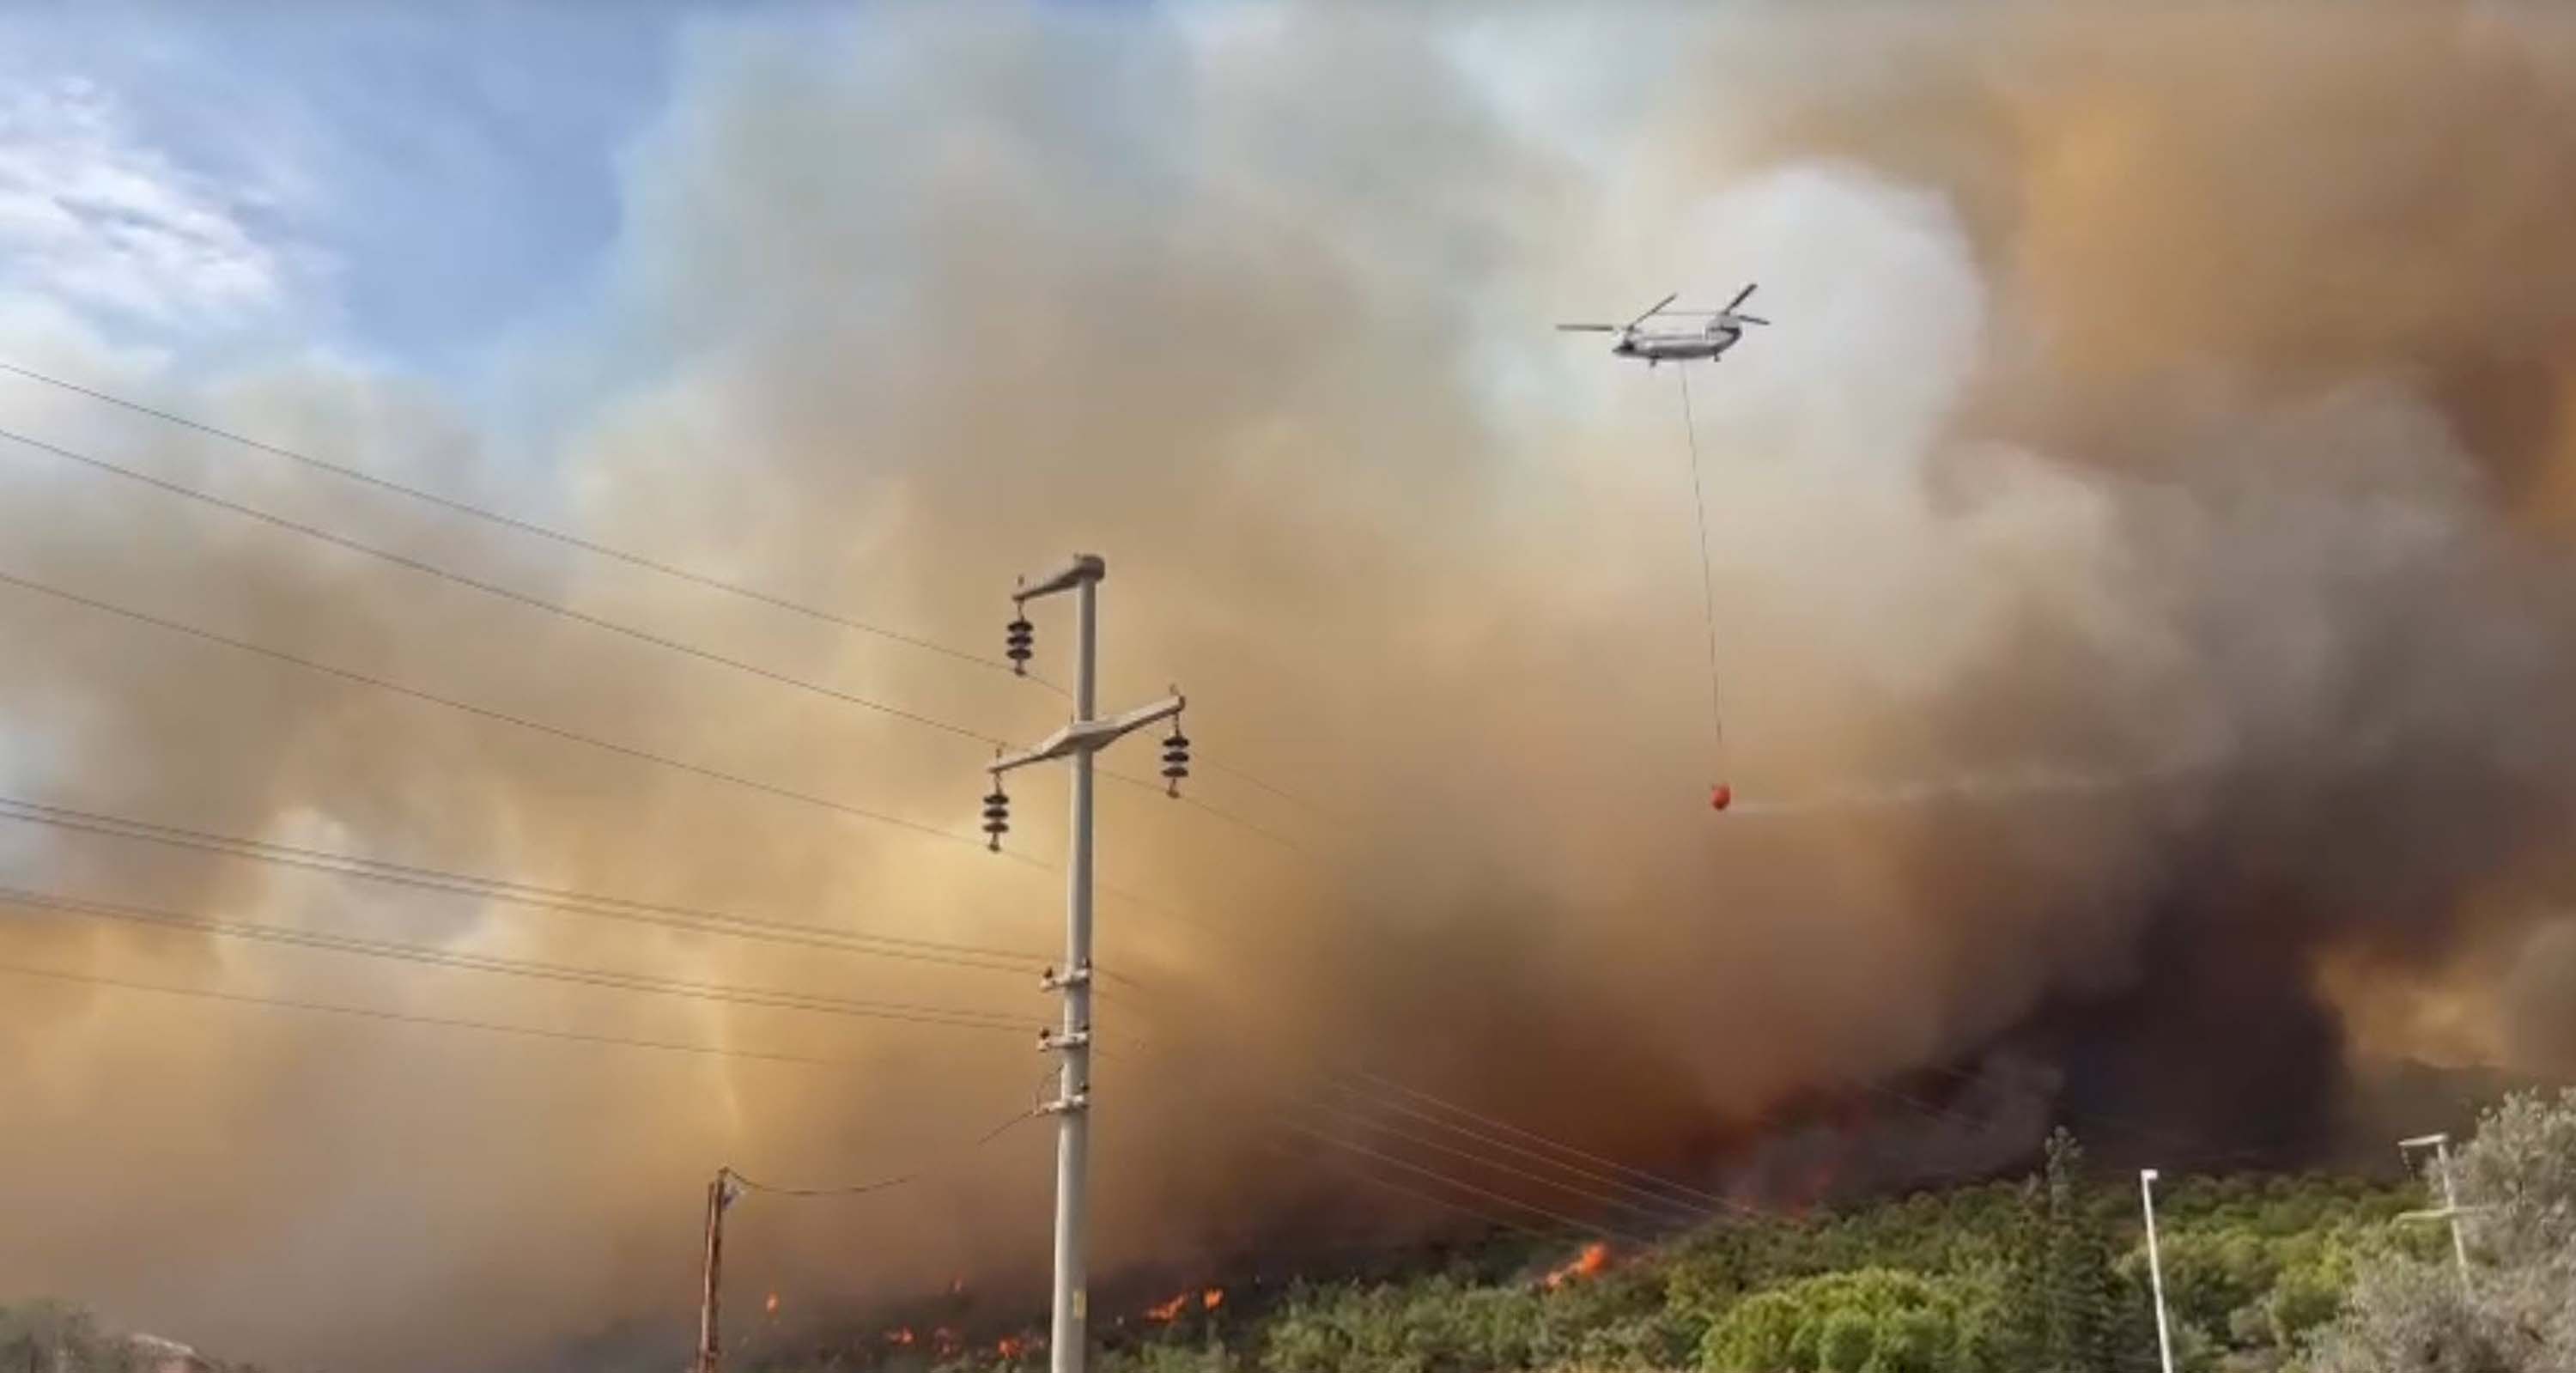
top-left (1103, 991), bottom-right (1755, 1218)
top-left (1252, 1136), bottom-right (1562, 1243)
top-left (0, 369), bottom-right (1351, 830)
top-left (0, 423), bottom-right (1002, 746)
top-left (0, 565), bottom-right (999, 857)
top-left (1099, 1042), bottom-right (1717, 1240)
top-left (0, 792), bottom-right (1049, 975)
top-left (0, 959), bottom-right (902, 1069)
top-left (728, 1068), bottom-right (1056, 1198)
top-left (0, 563), bottom-right (1224, 963)
top-left (0, 423), bottom-right (1315, 860)
top-left (1272, 1117), bottom-right (1658, 1250)
top-left (0, 360), bottom-right (1032, 686)
top-left (0, 884), bottom-right (1032, 1034)
top-left (1296, 1086), bottom-right (1716, 1229)
top-left (0, 392), bottom-right (2259, 1211)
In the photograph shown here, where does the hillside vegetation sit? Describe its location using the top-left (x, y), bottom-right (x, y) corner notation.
top-left (752, 1090), bottom-right (2573, 1373)
top-left (10, 1091), bottom-right (2567, 1373)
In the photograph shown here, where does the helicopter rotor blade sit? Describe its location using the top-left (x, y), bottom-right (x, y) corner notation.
top-left (1555, 324), bottom-right (1619, 332)
top-left (1625, 292), bottom-right (1680, 330)
top-left (1724, 282), bottom-right (1758, 313)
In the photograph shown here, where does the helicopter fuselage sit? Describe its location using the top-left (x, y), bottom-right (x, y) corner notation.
top-left (1612, 325), bottom-right (1744, 365)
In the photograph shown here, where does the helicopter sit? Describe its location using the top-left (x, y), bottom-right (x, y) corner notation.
top-left (1555, 284), bottom-right (1769, 366)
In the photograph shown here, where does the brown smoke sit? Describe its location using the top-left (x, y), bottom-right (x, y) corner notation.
top-left (2, 3), bottom-right (2574, 1369)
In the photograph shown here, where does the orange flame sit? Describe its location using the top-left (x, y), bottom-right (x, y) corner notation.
top-left (763, 1293), bottom-right (780, 1316)
top-left (1201, 1287), bottom-right (1224, 1311)
top-left (1542, 1242), bottom-right (1612, 1290)
top-left (1143, 1292), bottom-right (1189, 1323)
top-left (996, 1336), bottom-right (1028, 1359)
top-left (884, 1327), bottom-right (915, 1346)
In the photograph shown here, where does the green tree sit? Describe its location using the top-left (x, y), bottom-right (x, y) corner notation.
top-left (1994, 1130), bottom-right (2129, 1373)
top-left (0, 1301), bottom-right (141, 1373)
top-left (2305, 1089), bottom-right (2576, 1373)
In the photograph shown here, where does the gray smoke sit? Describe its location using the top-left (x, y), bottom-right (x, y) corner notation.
top-left (0, 4), bottom-right (2572, 1369)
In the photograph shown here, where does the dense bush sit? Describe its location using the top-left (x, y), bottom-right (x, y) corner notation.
top-left (749, 1144), bottom-right (2448, 1373)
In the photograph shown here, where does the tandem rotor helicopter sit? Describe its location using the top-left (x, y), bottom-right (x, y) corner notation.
top-left (1555, 283), bottom-right (1769, 367)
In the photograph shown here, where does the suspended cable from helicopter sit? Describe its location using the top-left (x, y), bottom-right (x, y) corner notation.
top-left (1556, 283), bottom-right (1771, 813)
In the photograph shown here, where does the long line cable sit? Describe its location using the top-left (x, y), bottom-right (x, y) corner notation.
top-left (0, 367), bottom-right (1354, 828)
top-left (0, 960), bottom-right (904, 1069)
top-left (0, 423), bottom-right (1004, 746)
top-left (1254, 1136), bottom-right (1559, 1242)
top-left (1100, 1042), bottom-right (1714, 1238)
top-left (0, 361), bottom-right (1038, 688)
top-left (0, 563), bottom-right (1214, 964)
top-left (1297, 1082), bottom-right (1715, 1229)
top-left (1, 424), bottom-right (1315, 860)
top-left (0, 565), bottom-right (1000, 858)
top-left (0, 793), bottom-right (1048, 975)
top-left (0, 884), bottom-right (1032, 1034)
top-left (1092, 991), bottom-right (1754, 1222)
top-left (728, 1069), bottom-right (1055, 1198)
top-left (1272, 1118), bottom-right (1657, 1250)
top-left (1675, 363), bottom-right (1725, 759)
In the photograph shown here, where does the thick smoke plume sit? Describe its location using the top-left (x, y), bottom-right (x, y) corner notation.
top-left (2, 3), bottom-right (2573, 1369)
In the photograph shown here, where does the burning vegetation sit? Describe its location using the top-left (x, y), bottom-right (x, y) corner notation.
top-left (1540, 1243), bottom-right (1611, 1291)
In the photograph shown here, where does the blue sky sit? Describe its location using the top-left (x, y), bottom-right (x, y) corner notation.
top-left (0, 1), bottom-right (693, 375)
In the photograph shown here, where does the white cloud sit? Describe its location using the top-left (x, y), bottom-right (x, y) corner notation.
top-left (0, 76), bottom-right (311, 331)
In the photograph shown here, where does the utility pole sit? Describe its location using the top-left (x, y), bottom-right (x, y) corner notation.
top-left (2139, 1169), bottom-right (2175, 1373)
top-left (2398, 1133), bottom-right (2474, 1295)
top-left (984, 553), bottom-right (1188, 1373)
top-left (695, 1168), bottom-right (740, 1373)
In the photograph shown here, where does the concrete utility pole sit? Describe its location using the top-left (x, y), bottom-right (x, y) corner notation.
top-left (695, 1168), bottom-right (740, 1373)
top-left (2398, 1133), bottom-right (2474, 1294)
top-left (987, 553), bottom-right (1186, 1373)
top-left (2139, 1169), bottom-right (2176, 1373)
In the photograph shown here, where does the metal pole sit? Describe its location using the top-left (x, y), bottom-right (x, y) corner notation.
top-left (2434, 1137), bottom-right (2471, 1292)
top-left (2140, 1169), bottom-right (2175, 1373)
top-left (696, 1172), bottom-right (726, 1373)
top-left (1050, 574), bottom-right (1098, 1373)
top-left (2399, 1133), bottom-right (2474, 1297)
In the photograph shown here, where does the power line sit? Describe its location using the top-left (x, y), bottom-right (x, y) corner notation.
top-left (1297, 1087), bottom-right (1715, 1229)
top-left (1315, 1078), bottom-right (1741, 1224)
top-left (0, 423), bottom-right (1005, 746)
top-left (1092, 993), bottom-right (1754, 1228)
top-left (730, 1081), bottom-right (1051, 1198)
top-left (0, 793), bottom-right (1049, 975)
top-left (1343, 1067), bottom-right (1747, 1212)
top-left (0, 884), bottom-right (1033, 1034)
top-left (1254, 1136), bottom-right (1560, 1242)
top-left (0, 359), bottom-right (1040, 688)
top-left (1273, 1118), bottom-right (1657, 1250)
top-left (1110, 1038), bottom-right (1722, 1227)
top-left (3, 423), bottom-right (1321, 866)
top-left (0, 563), bottom-right (1238, 968)
top-left (0, 564), bottom-right (1005, 860)
top-left (0, 376), bottom-right (1351, 831)
top-left (1101, 1042), bottom-right (1712, 1240)
top-left (0, 959), bottom-right (911, 1069)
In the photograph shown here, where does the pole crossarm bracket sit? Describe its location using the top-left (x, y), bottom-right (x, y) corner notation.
top-left (992, 696), bottom-right (1185, 775)
top-left (1015, 554), bottom-right (1107, 604)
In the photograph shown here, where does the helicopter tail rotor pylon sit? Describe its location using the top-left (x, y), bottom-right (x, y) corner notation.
top-left (1718, 282), bottom-right (1770, 327)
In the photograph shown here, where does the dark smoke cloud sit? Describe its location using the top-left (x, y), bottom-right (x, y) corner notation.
top-left (2, 3), bottom-right (2573, 1368)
